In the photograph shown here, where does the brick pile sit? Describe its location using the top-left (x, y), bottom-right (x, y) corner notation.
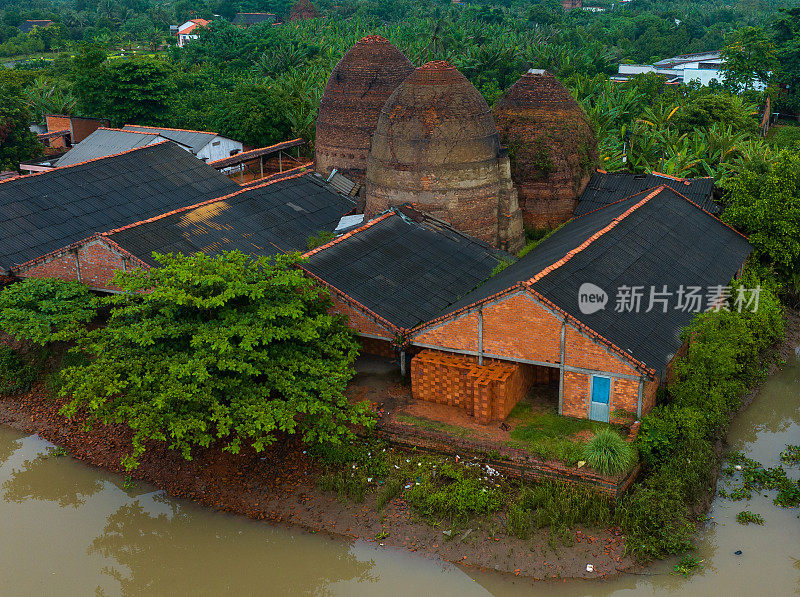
top-left (410, 349), bottom-right (531, 424)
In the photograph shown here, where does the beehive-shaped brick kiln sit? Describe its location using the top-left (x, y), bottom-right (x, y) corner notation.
top-left (365, 61), bottom-right (524, 252)
top-left (315, 36), bottom-right (414, 183)
top-left (493, 70), bottom-right (598, 229)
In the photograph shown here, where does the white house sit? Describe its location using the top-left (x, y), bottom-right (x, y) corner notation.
top-left (614, 50), bottom-right (767, 90)
top-left (176, 19), bottom-right (210, 48)
top-left (122, 125), bottom-right (244, 162)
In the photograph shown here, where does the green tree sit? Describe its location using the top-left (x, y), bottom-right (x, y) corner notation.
top-left (720, 26), bottom-right (777, 93)
top-left (723, 150), bottom-right (800, 293)
top-left (0, 92), bottom-right (42, 171)
top-left (772, 8), bottom-right (800, 113)
top-left (74, 57), bottom-right (176, 126)
top-left (59, 251), bottom-right (371, 470)
top-left (210, 84), bottom-right (294, 148)
top-left (0, 278), bottom-right (97, 345)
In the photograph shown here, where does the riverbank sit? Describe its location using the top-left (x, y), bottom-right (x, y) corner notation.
top-left (0, 309), bottom-right (796, 583)
top-left (0, 383), bottom-right (635, 581)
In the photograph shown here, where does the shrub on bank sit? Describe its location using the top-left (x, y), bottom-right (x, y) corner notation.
top-left (623, 274), bottom-right (784, 560)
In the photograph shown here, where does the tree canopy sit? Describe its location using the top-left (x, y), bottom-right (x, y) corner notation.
top-left (0, 91), bottom-right (41, 171)
top-left (59, 251), bottom-right (372, 470)
top-left (0, 277), bottom-right (98, 345)
top-left (723, 150), bottom-right (800, 294)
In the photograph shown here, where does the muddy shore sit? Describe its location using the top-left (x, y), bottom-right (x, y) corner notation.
top-left (0, 387), bottom-right (634, 581)
top-left (1, 310), bottom-right (796, 582)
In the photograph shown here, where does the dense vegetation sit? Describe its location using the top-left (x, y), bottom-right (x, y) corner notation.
top-left (1, 0), bottom-right (799, 568)
top-left (0, 252), bottom-right (373, 470)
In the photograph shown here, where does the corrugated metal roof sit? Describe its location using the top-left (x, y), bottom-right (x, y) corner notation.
top-left (304, 208), bottom-right (509, 330)
top-left (0, 143), bottom-right (238, 272)
top-left (575, 171), bottom-right (718, 216)
top-left (55, 128), bottom-right (165, 167)
top-left (438, 187), bottom-right (751, 372)
top-left (123, 125), bottom-right (220, 154)
top-left (108, 173), bottom-right (354, 264)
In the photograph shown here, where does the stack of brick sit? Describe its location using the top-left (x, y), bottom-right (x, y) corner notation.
top-left (411, 349), bottom-right (531, 424)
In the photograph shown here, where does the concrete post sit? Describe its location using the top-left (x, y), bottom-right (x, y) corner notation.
top-left (558, 320), bottom-right (566, 415)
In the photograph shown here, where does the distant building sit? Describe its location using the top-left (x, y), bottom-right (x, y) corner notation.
top-left (614, 50), bottom-right (767, 90)
top-left (176, 18), bottom-right (210, 48)
top-left (232, 13), bottom-right (277, 27)
top-left (122, 125), bottom-right (243, 162)
top-left (561, 0), bottom-right (582, 9)
top-left (18, 20), bottom-right (53, 34)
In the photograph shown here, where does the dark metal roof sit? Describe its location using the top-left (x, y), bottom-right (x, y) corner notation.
top-left (123, 125), bottom-right (219, 154)
top-left (0, 142), bottom-right (238, 273)
top-left (108, 172), bottom-right (355, 265)
top-left (55, 128), bottom-right (165, 167)
top-left (443, 186), bottom-right (751, 372)
top-left (18, 20), bottom-right (52, 33)
top-left (232, 12), bottom-right (276, 25)
top-left (574, 171), bottom-right (717, 217)
top-left (303, 208), bottom-right (509, 330)
top-left (208, 139), bottom-right (304, 169)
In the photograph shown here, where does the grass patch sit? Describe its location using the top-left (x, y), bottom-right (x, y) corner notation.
top-left (672, 554), bottom-right (703, 577)
top-left (395, 413), bottom-right (474, 439)
top-left (506, 402), bottom-right (610, 465)
top-left (582, 428), bottom-right (637, 476)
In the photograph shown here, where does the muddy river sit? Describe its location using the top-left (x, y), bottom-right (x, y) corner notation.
top-left (0, 361), bottom-right (797, 596)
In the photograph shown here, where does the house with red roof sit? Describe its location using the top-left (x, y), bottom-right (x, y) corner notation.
top-left (176, 18), bottom-right (210, 47)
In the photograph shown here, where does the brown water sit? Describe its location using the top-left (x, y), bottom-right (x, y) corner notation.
top-left (0, 362), bottom-right (798, 596)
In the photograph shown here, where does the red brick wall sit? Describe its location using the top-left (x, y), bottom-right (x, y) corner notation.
top-left (360, 336), bottom-right (396, 359)
top-left (16, 239), bottom-right (131, 291)
top-left (45, 115), bottom-right (71, 149)
top-left (413, 289), bottom-right (646, 420)
top-left (327, 292), bottom-right (395, 341)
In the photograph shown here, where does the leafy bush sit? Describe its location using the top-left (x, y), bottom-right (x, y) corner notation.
top-left (0, 345), bottom-right (40, 395)
top-left (306, 230), bottom-right (336, 251)
top-left (405, 462), bottom-right (503, 523)
top-left (0, 278), bottom-right (97, 345)
top-left (582, 428), bottom-right (636, 476)
top-left (59, 251), bottom-right (371, 470)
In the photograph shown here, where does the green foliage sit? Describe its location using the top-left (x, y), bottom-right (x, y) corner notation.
top-left (0, 345), bottom-right (40, 395)
top-left (0, 90), bottom-right (41, 171)
top-left (0, 278), bottom-right (97, 345)
top-left (675, 94), bottom-right (758, 136)
top-left (581, 428), bottom-right (636, 476)
top-left (74, 57), bottom-right (177, 126)
top-left (376, 477), bottom-right (402, 511)
top-left (490, 256), bottom-right (515, 277)
top-left (736, 510), bottom-right (764, 525)
top-left (316, 468), bottom-right (368, 502)
top-left (672, 554), bottom-right (703, 577)
top-left (720, 27), bottom-right (777, 93)
top-left (780, 445), bottom-right (800, 465)
top-left (626, 275), bottom-right (783, 560)
top-left (723, 151), bottom-right (800, 295)
top-left (722, 452), bottom-right (800, 509)
top-left (405, 461), bottom-right (503, 523)
top-left (59, 251), bottom-right (371, 470)
top-left (306, 229), bottom-right (336, 251)
top-left (507, 403), bottom-right (608, 465)
top-left (508, 481), bottom-right (612, 537)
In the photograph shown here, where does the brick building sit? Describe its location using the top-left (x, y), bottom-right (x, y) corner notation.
top-left (302, 187), bottom-right (751, 424)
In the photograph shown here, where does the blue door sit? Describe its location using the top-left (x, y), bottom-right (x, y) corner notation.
top-left (590, 375), bottom-right (611, 422)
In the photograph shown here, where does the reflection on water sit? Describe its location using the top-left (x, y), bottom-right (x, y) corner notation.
top-left (0, 358), bottom-right (798, 596)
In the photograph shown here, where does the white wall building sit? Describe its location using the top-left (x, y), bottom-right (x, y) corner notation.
top-left (176, 19), bottom-right (210, 48)
top-left (123, 125), bottom-right (244, 162)
top-left (614, 51), bottom-right (767, 90)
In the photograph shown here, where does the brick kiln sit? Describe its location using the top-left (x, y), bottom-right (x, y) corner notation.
top-left (493, 70), bottom-right (598, 229)
top-left (365, 61), bottom-right (525, 253)
top-left (315, 36), bottom-right (414, 183)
